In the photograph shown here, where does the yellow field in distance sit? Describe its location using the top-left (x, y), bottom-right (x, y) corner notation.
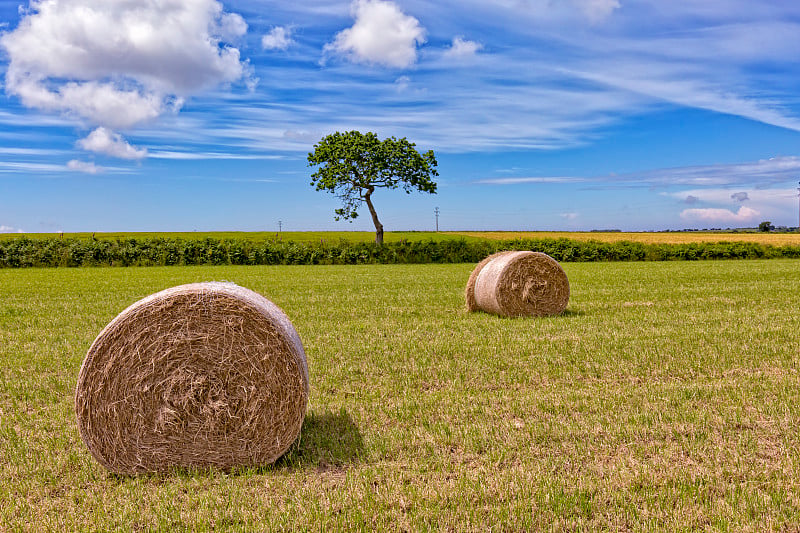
top-left (452, 231), bottom-right (800, 245)
top-left (3, 230), bottom-right (800, 246)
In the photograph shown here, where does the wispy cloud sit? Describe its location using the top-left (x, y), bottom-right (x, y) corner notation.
top-left (283, 129), bottom-right (323, 143)
top-left (0, 109), bottom-right (76, 128)
top-left (477, 156), bottom-right (800, 189)
top-left (616, 157), bottom-right (800, 188)
top-left (0, 225), bottom-right (24, 233)
top-left (472, 157), bottom-right (799, 226)
top-left (147, 150), bottom-right (284, 161)
top-left (460, 0), bottom-right (621, 25)
top-left (0, 147), bottom-right (69, 157)
top-left (67, 159), bottom-right (103, 174)
top-left (565, 65), bottom-right (800, 133)
top-left (216, 177), bottom-right (278, 183)
top-left (0, 159), bottom-right (130, 174)
top-left (477, 176), bottom-right (584, 185)
top-left (3, 0), bottom-right (800, 178)
top-left (578, 0), bottom-right (621, 24)
top-left (393, 75), bottom-right (415, 93)
top-left (8, 0), bottom-right (791, 159)
top-left (0, 161), bottom-right (72, 173)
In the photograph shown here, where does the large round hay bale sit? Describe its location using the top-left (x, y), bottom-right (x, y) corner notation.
top-left (75, 282), bottom-right (309, 475)
top-left (466, 251), bottom-right (569, 317)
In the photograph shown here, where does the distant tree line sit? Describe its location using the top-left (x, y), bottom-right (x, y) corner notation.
top-left (1, 236), bottom-right (800, 268)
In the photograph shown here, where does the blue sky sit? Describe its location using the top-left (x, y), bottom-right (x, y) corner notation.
top-left (1, 0), bottom-right (800, 233)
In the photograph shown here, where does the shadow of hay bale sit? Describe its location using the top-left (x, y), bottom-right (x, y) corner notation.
top-left (275, 408), bottom-right (364, 469)
top-left (102, 409), bottom-right (364, 478)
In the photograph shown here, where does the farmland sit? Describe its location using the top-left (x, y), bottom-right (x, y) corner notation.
top-left (455, 231), bottom-right (800, 246)
top-left (2, 229), bottom-right (800, 246)
top-left (4, 231), bottom-right (800, 268)
top-left (2, 260), bottom-right (800, 530)
top-left (0, 231), bottom-right (483, 244)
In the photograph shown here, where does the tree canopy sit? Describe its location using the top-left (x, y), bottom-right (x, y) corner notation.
top-left (758, 221), bottom-right (774, 232)
top-left (308, 130), bottom-right (438, 244)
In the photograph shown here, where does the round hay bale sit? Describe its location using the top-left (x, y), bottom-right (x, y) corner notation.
top-left (75, 282), bottom-right (309, 475)
top-left (467, 251), bottom-right (569, 317)
top-left (464, 251), bottom-right (515, 312)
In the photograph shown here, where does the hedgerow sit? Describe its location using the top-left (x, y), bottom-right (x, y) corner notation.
top-left (1, 236), bottom-right (799, 268)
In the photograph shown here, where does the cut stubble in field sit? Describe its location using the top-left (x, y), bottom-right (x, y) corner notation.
top-left (1, 260), bottom-right (799, 530)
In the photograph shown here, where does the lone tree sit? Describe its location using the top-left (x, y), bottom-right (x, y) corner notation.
top-left (758, 220), bottom-right (774, 232)
top-left (308, 130), bottom-right (438, 244)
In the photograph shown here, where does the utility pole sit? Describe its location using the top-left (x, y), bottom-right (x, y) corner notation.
top-left (278, 220), bottom-right (282, 233)
top-left (434, 207), bottom-right (440, 232)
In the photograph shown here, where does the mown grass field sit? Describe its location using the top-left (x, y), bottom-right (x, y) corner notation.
top-left (2, 260), bottom-right (800, 530)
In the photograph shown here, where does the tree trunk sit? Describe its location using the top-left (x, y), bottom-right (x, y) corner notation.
top-left (363, 187), bottom-right (384, 245)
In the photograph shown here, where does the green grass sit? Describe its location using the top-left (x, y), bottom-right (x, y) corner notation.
top-left (2, 261), bottom-right (800, 530)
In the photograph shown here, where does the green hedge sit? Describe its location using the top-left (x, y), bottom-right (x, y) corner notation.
top-left (1, 237), bottom-right (799, 268)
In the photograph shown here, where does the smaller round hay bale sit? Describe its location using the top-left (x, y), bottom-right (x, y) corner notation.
top-left (467, 251), bottom-right (569, 317)
top-left (75, 282), bottom-right (308, 475)
top-left (464, 251), bottom-right (515, 312)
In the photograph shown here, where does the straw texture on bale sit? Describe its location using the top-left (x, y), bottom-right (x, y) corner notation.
top-left (75, 282), bottom-right (309, 475)
top-left (466, 251), bottom-right (569, 317)
top-left (465, 251), bottom-right (514, 312)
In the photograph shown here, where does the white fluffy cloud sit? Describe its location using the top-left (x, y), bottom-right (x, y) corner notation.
top-left (262, 26), bottom-right (294, 50)
top-left (77, 128), bottom-right (147, 160)
top-left (0, 225), bottom-right (23, 233)
top-left (668, 185), bottom-right (795, 226)
top-left (1, 0), bottom-right (249, 129)
top-left (325, 0), bottom-right (426, 68)
top-left (443, 37), bottom-right (482, 60)
top-left (67, 159), bottom-right (103, 174)
top-left (680, 206), bottom-right (761, 224)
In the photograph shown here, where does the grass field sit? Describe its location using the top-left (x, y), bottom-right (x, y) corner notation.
top-left (3, 229), bottom-right (800, 246)
top-left (2, 261), bottom-right (800, 530)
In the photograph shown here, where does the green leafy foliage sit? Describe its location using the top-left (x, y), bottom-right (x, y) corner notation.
top-left (308, 131), bottom-right (438, 243)
top-left (1, 236), bottom-right (800, 268)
